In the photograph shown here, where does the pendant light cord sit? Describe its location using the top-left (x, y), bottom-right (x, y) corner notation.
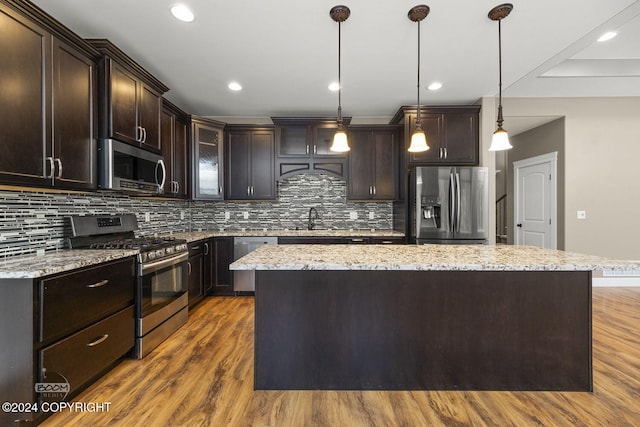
top-left (337, 20), bottom-right (343, 125)
top-left (416, 19), bottom-right (421, 126)
top-left (497, 18), bottom-right (504, 128)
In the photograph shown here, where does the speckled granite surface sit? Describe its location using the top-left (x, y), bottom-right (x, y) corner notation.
top-left (0, 230), bottom-right (404, 279)
top-left (230, 244), bottom-right (640, 272)
top-left (0, 249), bottom-right (138, 279)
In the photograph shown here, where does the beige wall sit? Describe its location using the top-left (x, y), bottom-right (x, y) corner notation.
top-left (490, 97), bottom-right (640, 260)
top-left (506, 118), bottom-right (565, 249)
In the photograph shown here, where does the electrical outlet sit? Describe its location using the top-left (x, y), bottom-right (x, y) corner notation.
top-left (369, 211), bottom-right (375, 220)
top-left (243, 211), bottom-right (249, 219)
top-left (144, 212), bottom-right (150, 222)
top-left (577, 210), bottom-right (586, 219)
top-left (224, 211), bottom-right (230, 220)
top-left (349, 211), bottom-right (358, 220)
top-left (180, 211), bottom-right (185, 220)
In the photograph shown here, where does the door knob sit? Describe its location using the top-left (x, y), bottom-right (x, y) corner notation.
top-left (516, 223), bottom-right (522, 227)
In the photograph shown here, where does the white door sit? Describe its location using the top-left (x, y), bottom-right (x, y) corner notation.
top-left (514, 152), bottom-right (557, 249)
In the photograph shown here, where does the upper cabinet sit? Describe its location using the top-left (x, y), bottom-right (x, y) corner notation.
top-left (0, 0), bottom-right (99, 190)
top-left (391, 106), bottom-right (480, 166)
top-left (191, 116), bottom-right (225, 200)
top-left (347, 126), bottom-right (400, 201)
top-left (88, 39), bottom-right (168, 154)
top-left (161, 99), bottom-right (189, 198)
top-left (272, 117), bottom-right (351, 180)
top-left (225, 126), bottom-right (276, 200)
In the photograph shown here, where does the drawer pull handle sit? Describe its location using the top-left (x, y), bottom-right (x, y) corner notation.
top-left (87, 334), bottom-right (109, 347)
top-left (86, 280), bottom-right (109, 288)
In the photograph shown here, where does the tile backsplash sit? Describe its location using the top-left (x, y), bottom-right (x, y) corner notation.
top-left (0, 173), bottom-right (392, 259)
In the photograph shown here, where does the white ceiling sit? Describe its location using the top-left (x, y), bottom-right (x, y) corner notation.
top-left (31, 0), bottom-right (640, 125)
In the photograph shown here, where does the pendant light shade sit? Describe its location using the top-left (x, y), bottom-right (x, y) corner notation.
top-left (409, 125), bottom-right (428, 153)
top-left (488, 3), bottom-right (513, 152)
top-left (407, 5), bottom-right (430, 153)
top-left (330, 5), bottom-right (350, 152)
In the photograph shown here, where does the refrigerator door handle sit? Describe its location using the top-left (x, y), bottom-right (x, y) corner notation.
top-left (449, 173), bottom-right (455, 233)
top-left (455, 172), bottom-right (461, 233)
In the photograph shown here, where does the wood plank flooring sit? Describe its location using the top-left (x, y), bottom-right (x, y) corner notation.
top-left (41, 288), bottom-right (640, 426)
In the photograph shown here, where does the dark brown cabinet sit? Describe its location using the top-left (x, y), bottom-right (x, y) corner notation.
top-left (0, 2), bottom-right (98, 190)
top-left (187, 241), bottom-right (205, 308)
top-left (273, 117), bottom-right (350, 179)
top-left (0, 255), bottom-right (135, 425)
top-left (206, 237), bottom-right (234, 296)
top-left (161, 99), bottom-right (189, 197)
top-left (226, 126), bottom-right (276, 200)
top-left (391, 106), bottom-right (480, 166)
top-left (347, 126), bottom-right (399, 201)
top-left (89, 39), bottom-right (168, 154)
top-left (192, 116), bottom-right (225, 200)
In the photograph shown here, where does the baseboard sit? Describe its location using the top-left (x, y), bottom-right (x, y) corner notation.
top-left (593, 277), bottom-right (640, 287)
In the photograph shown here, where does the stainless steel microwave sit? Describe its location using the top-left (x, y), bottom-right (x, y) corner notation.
top-left (98, 139), bottom-right (166, 195)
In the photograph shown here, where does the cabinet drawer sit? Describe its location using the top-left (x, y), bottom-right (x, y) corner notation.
top-left (39, 257), bottom-right (135, 343)
top-left (39, 306), bottom-right (134, 399)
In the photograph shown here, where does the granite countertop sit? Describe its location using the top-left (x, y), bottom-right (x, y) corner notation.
top-left (171, 229), bottom-right (405, 243)
top-left (0, 249), bottom-right (139, 279)
top-left (0, 229), bottom-right (404, 279)
top-left (230, 244), bottom-right (640, 272)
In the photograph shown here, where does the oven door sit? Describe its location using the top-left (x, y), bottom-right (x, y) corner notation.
top-left (138, 252), bottom-right (188, 320)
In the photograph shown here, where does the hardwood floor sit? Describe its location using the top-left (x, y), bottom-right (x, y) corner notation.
top-left (41, 288), bottom-right (640, 426)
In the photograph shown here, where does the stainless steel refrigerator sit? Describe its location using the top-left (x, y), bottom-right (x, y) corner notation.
top-left (411, 166), bottom-right (489, 244)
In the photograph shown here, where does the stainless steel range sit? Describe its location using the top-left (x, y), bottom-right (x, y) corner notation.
top-left (69, 214), bottom-right (188, 359)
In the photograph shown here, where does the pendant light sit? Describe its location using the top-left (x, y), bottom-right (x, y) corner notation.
top-left (330, 5), bottom-right (350, 152)
top-left (488, 3), bottom-right (513, 151)
top-left (407, 5), bottom-right (430, 153)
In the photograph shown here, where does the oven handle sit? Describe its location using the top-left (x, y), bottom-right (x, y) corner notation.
top-left (140, 252), bottom-right (189, 275)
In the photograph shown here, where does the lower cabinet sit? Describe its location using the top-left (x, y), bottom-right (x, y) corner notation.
top-left (188, 241), bottom-right (205, 307)
top-left (0, 256), bottom-right (135, 426)
top-left (39, 306), bottom-right (135, 402)
top-left (208, 237), bottom-right (234, 296)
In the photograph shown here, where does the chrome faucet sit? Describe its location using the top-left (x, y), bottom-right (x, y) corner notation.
top-left (308, 207), bottom-right (319, 230)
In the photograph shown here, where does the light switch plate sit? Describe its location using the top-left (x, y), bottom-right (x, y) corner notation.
top-left (243, 211), bottom-right (249, 219)
top-left (144, 212), bottom-right (150, 222)
top-left (349, 211), bottom-right (358, 220)
top-left (577, 210), bottom-right (586, 219)
top-left (224, 211), bottom-right (230, 220)
top-left (369, 211), bottom-right (375, 220)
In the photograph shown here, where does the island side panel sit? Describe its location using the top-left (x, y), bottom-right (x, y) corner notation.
top-left (254, 270), bottom-right (592, 391)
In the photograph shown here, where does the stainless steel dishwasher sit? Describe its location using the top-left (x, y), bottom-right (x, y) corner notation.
top-left (233, 236), bottom-right (278, 292)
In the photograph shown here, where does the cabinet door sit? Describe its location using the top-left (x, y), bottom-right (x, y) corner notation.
top-left (160, 109), bottom-right (174, 194)
top-left (0, 6), bottom-right (49, 185)
top-left (173, 116), bottom-right (189, 197)
top-left (442, 112), bottom-right (479, 165)
top-left (193, 123), bottom-right (223, 200)
top-left (313, 124), bottom-right (346, 158)
top-left (408, 113), bottom-right (443, 164)
top-left (226, 132), bottom-right (251, 200)
top-left (250, 131), bottom-right (275, 200)
top-left (52, 38), bottom-right (97, 189)
top-left (372, 130), bottom-right (396, 200)
top-left (212, 237), bottom-right (234, 296)
top-left (188, 243), bottom-right (204, 308)
top-left (347, 130), bottom-right (374, 200)
top-left (277, 125), bottom-right (309, 157)
top-left (139, 84), bottom-right (162, 152)
top-left (110, 63), bottom-right (139, 144)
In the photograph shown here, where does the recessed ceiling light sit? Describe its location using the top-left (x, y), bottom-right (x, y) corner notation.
top-left (328, 82), bottom-right (340, 91)
top-left (228, 82), bottom-right (242, 91)
top-left (427, 82), bottom-right (443, 91)
top-left (597, 31), bottom-right (617, 42)
top-left (170, 4), bottom-right (195, 23)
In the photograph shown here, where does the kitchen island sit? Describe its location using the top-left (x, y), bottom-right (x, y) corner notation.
top-left (231, 244), bottom-right (640, 392)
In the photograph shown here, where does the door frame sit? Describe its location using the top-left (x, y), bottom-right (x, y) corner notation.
top-left (513, 152), bottom-right (558, 249)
